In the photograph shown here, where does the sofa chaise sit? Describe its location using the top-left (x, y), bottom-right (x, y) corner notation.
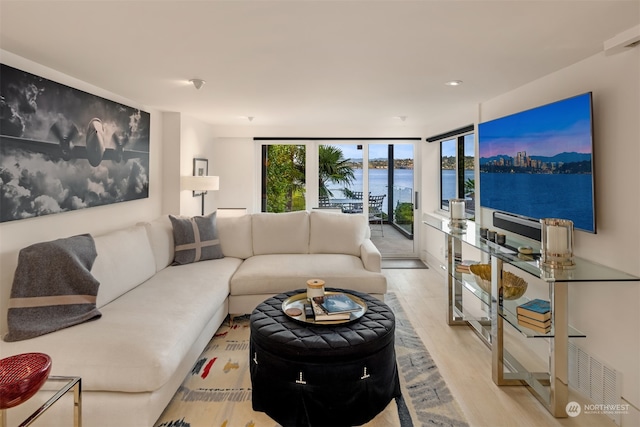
top-left (0, 210), bottom-right (386, 427)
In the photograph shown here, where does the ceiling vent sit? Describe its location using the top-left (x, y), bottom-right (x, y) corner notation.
top-left (626, 40), bottom-right (640, 48)
top-left (604, 24), bottom-right (640, 54)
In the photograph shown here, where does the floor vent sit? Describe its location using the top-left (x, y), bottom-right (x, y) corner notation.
top-left (569, 342), bottom-right (623, 425)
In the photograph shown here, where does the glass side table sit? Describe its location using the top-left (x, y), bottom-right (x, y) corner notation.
top-left (0, 376), bottom-right (81, 427)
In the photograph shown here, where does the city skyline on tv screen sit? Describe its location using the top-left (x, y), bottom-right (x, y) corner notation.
top-left (479, 92), bottom-right (595, 233)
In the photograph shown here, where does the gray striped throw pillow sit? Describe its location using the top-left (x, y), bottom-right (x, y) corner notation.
top-left (169, 212), bottom-right (224, 265)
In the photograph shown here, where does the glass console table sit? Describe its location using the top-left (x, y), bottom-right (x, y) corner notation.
top-left (0, 376), bottom-right (81, 427)
top-left (423, 214), bottom-right (640, 417)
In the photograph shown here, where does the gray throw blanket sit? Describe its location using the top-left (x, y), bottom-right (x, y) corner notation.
top-left (5, 234), bottom-right (101, 342)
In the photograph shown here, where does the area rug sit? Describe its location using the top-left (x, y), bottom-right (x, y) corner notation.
top-left (154, 293), bottom-right (468, 427)
top-left (381, 259), bottom-right (429, 269)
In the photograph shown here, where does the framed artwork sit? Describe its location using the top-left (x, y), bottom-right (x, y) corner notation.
top-left (0, 64), bottom-right (151, 223)
top-left (193, 158), bottom-right (208, 197)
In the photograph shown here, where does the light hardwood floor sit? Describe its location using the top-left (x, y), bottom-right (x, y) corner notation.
top-left (385, 266), bottom-right (615, 427)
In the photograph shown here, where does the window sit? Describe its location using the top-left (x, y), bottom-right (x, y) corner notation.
top-left (261, 144), bottom-right (306, 212)
top-left (428, 126), bottom-right (475, 215)
top-left (440, 138), bottom-right (457, 210)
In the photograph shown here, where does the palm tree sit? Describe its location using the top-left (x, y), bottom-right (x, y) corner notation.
top-left (318, 145), bottom-right (355, 198)
top-left (464, 178), bottom-right (475, 198)
top-left (265, 145), bottom-right (354, 212)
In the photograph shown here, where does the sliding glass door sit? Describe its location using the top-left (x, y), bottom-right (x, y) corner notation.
top-left (367, 143), bottom-right (415, 256)
top-left (260, 139), bottom-right (419, 258)
top-left (390, 144), bottom-right (415, 237)
top-left (319, 143), bottom-right (362, 209)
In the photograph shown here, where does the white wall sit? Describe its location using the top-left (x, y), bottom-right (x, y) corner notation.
top-left (161, 112), bottom-right (181, 215)
top-left (0, 51), bottom-right (164, 334)
top-left (423, 46), bottom-right (640, 418)
top-left (210, 138), bottom-right (256, 212)
top-left (160, 112), bottom-right (227, 217)
top-left (178, 115), bottom-right (219, 217)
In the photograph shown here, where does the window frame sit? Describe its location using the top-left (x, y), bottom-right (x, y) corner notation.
top-left (426, 126), bottom-right (475, 213)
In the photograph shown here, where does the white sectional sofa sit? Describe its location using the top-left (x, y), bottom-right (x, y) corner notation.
top-left (1, 210), bottom-right (386, 427)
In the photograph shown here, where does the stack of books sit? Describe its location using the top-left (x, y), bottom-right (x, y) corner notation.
top-left (309, 293), bottom-right (361, 322)
top-left (516, 299), bottom-right (551, 334)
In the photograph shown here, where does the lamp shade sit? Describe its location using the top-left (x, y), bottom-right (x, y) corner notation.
top-left (181, 175), bottom-right (219, 191)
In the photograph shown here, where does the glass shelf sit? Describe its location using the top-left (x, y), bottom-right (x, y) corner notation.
top-left (500, 299), bottom-right (586, 338)
top-left (460, 274), bottom-right (492, 306)
top-left (423, 212), bottom-right (639, 418)
top-left (448, 270), bottom-right (492, 307)
top-left (424, 214), bottom-right (640, 284)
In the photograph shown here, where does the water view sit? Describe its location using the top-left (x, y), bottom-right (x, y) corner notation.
top-left (441, 169), bottom-right (475, 203)
top-left (328, 168), bottom-right (414, 214)
top-left (480, 172), bottom-right (594, 232)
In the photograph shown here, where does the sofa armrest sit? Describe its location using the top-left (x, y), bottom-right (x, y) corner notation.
top-left (360, 239), bottom-right (382, 272)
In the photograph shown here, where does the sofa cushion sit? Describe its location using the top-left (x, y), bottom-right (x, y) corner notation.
top-left (217, 214), bottom-right (253, 259)
top-left (142, 216), bottom-right (175, 272)
top-left (252, 211), bottom-right (310, 255)
top-left (309, 210), bottom-right (367, 256)
top-left (169, 212), bottom-right (223, 265)
top-left (1, 257), bottom-right (242, 393)
top-left (93, 225), bottom-right (156, 309)
top-left (230, 254), bottom-right (387, 296)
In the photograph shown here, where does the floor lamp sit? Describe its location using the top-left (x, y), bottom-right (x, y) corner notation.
top-left (181, 175), bottom-right (220, 216)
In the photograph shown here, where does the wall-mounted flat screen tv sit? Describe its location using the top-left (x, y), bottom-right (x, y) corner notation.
top-left (479, 92), bottom-right (595, 233)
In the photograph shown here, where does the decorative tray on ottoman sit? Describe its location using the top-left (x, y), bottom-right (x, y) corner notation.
top-left (282, 291), bottom-right (367, 325)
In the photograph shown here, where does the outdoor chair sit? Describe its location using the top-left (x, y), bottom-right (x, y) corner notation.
top-left (341, 191), bottom-right (367, 214)
top-left (368, 195), bottom-right (385, 235)
top-left (319, 195), bottom-right (333, 207)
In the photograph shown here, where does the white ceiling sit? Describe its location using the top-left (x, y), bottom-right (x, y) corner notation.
top-left (1, 1), bottom-right (638, 128)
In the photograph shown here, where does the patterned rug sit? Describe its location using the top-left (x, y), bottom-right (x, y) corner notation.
top-left (154, 293), bottom-right (468, 427)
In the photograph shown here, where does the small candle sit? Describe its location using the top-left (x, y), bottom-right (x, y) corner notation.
top-left (540, 218), bottom-right (575, 268)
top-left (306, 279), bottom-right (325, 299)
top-left (546, 225), bottom-right (568, 254)
top-left (449, 199), bottom-right (465, 220)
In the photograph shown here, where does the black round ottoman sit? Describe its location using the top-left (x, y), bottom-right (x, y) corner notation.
top-left (249, 288), bottom-right (401, 427)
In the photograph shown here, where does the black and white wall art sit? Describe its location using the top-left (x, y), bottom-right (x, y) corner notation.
top-left (0, 64), bottom-right (151, 223)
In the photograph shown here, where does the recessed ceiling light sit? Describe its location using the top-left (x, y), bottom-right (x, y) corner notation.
top-left (189, 78), bottom-right (206, 90)
top-left (393, 116), bottom-right (407, 121)
top-left (445, 80), bottom-right (463, 86)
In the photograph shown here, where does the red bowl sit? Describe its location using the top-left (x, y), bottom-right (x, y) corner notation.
top-left (0, 353), bottom-right (52, 409)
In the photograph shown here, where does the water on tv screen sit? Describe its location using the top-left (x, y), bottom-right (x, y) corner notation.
top-left (479, 92), bottom-right (595, 233)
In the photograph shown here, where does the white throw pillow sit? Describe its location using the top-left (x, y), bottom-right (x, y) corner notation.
top-left (142, 216), bottom-right (174, 272)
top-left (93, 225), bottom-right (156, 308)
top-left (252, 211), bottom-right (310, 255)
top-left (217, 214), bottom-right (253, 259)
top-left (309, 210), bottom-right (367, 256)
